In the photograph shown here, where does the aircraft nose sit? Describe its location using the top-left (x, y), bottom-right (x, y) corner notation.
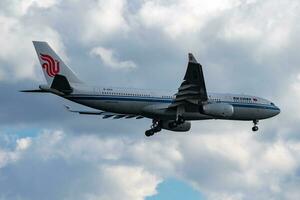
top-left (274, 106), bottom-right (281, 116)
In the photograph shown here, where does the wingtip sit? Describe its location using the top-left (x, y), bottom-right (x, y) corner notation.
top-left (32, 41), bottom-right (47, 45)
top-left (188, 53), bottom-right (198, 63)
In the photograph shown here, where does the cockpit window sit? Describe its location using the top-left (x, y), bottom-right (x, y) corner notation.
top-left (270, 103), bottom-right (275, 106)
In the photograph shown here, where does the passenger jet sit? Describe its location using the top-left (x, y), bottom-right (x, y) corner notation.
top-left (22, 41), bottom-right (280, 136)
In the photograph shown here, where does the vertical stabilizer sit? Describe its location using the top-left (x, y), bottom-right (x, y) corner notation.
top-left (33, 41), bottom-right (82, 85)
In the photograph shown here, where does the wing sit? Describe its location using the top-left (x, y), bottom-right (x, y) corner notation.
top-left (169, 53), bottom-right (208, 112)
top-left (65, 106), bottom-right (144, 119)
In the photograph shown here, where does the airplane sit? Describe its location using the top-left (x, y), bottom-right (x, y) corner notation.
top-left (21, 41), bottom-right (280, 137)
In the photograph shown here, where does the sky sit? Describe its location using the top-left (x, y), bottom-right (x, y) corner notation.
top-left (1, 0), bottom-right (300, 199)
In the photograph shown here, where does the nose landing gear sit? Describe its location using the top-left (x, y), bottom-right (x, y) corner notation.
top-left (252, 120), bottom-right (259, 132)
top-left (145, 120), bottom-right (162, 137)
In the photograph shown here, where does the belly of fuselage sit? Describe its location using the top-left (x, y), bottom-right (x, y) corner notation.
top-left (231, 106), bottom-right (277, 120)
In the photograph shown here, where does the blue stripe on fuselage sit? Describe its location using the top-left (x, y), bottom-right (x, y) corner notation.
top-left (67, 95), bottom-right (280, 111)
top-left (68, 95), bottom-right (173, 103)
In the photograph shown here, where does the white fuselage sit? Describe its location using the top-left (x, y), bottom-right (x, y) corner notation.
top-left (64, 84), bottom-right (280, 121)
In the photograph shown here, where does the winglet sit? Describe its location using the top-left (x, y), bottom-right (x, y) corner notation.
top-left (188, 53), bottom-right (198, 63)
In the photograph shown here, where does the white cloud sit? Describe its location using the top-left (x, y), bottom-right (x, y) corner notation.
top-left (175, 131), bottom-right (300, 200)
top-left (1, 129), bottom-right (300, 200)
top-left (0, 0), bottom-right (299, 81)
top-left (138, 0), bottom-right (242, 39)
top-left (18, 0), bottom-right (58, 15)
top-left (16, 137), bottom-right (32, 151)
top-left (0, 15), bottom-right (64, 81)
top-left (82, 0), bottom-right (129, 42)
top-left (0, 135), bottom-right (31, 168)
top-left (220, 0), bottom-right (298, 55)
top-left (100, 165), bottom-right (160, 200)
top-left (91, 46), bottom-right (137, 69)
top-left (1, 0), bottom-right (59, 17)
top-left (0, 149), bottom-right (15, 168)
top-left (2, 0), bottom-right (300, 200)
top-left (0, 131), bottom-right (161, 200)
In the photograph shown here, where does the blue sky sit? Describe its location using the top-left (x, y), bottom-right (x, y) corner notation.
top-left (1, 0), bottom-right (300, 200)
top-left (147, 179), bottom-right (204, 200)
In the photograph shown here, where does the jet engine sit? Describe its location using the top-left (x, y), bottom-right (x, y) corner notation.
top-left (161, 121), bottom-right (191, 132)
top-left (202, 103), bottom-right (234, 118)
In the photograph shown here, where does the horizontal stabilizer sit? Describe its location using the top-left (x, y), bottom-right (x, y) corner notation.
top-left (20, 89), bottom-right (49, 93)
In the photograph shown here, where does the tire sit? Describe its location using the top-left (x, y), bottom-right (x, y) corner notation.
top-left (252, 126), bottom-right (259, 132)
top-left (145, 130), bottom-right (154, 137)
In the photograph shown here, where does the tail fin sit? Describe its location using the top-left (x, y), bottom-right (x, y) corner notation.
top-left (33, 41), bottom-right (82, 85)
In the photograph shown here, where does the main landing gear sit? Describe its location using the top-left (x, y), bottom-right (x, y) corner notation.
top-left (145, 120), bottom-right (162, 137)
top-left (252, 120), bottom-right (259, 132)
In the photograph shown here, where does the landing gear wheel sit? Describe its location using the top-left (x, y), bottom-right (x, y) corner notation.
top-left (145, 130), bottom-right (155, 137)
top-left (145, 120), bottom-right (162, 137)
top-left (252, 126), bottom-right (259, 132)
top-left (252, 120), bottom-right (259, 132)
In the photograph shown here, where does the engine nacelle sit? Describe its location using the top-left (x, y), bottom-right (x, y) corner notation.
top-left (161, 121), bottom-right (191, 132)
top-left (203, 103), bottom-right (234, 118)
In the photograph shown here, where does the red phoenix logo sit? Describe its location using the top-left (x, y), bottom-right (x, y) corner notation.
top-left (40, 54), bottom-right (60, 77)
